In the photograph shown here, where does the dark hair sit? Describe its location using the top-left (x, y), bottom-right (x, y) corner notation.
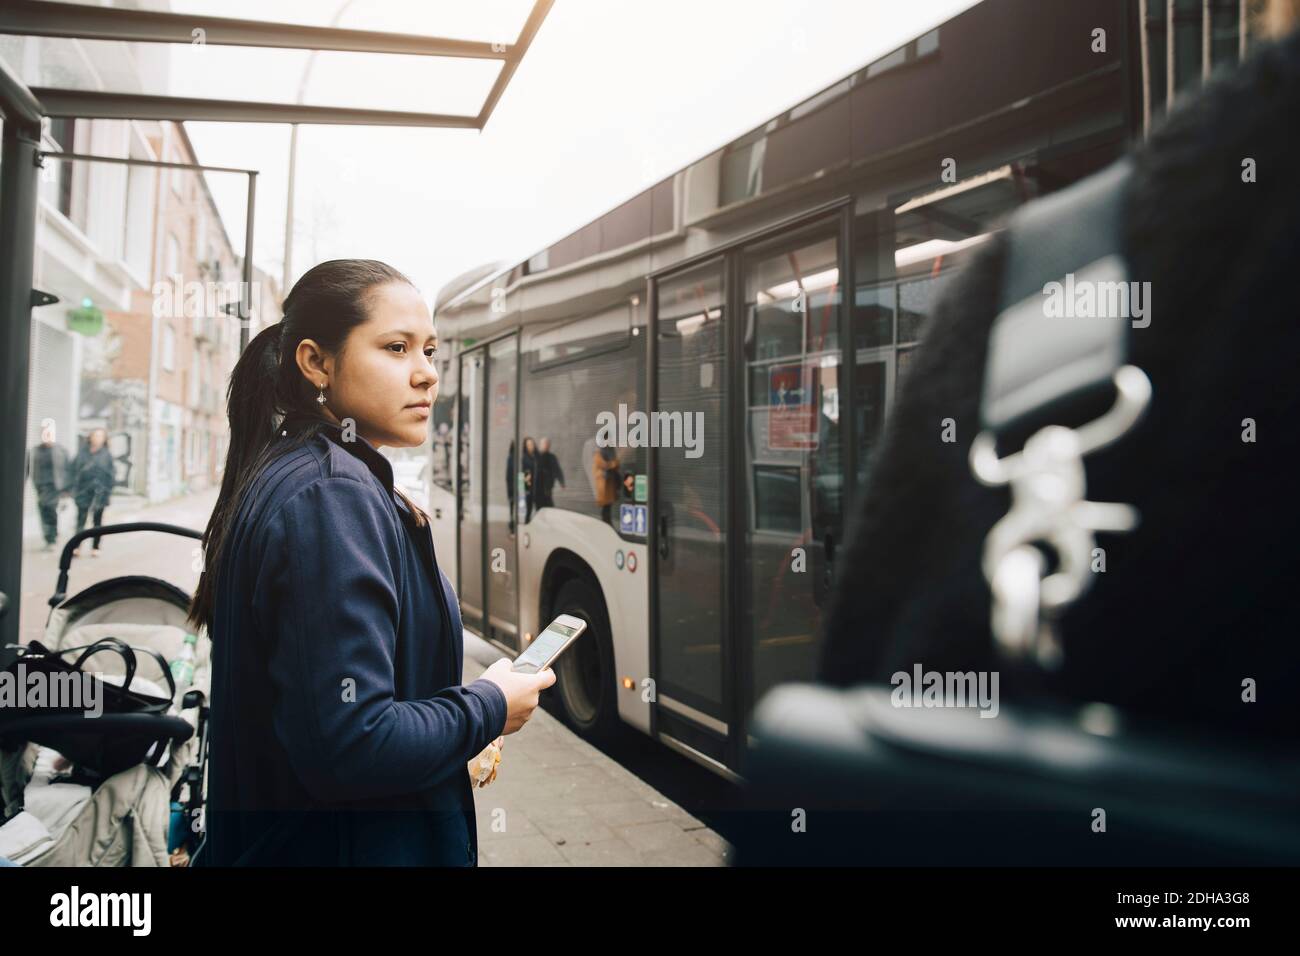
top-left (187, 258), bottom-right (427, 634)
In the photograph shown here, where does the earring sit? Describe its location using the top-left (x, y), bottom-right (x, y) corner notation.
top-left (316, 382), bottom-right (327, 405)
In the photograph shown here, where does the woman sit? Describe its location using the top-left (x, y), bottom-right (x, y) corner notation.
top-left (187, 259), bottom-right (554, 866)
top-left (818, 2), bottom-right (1300, 744)
top-left (70, 427), bottom-right (114, 557)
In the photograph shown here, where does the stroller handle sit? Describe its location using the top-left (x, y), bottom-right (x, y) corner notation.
top-left (0, 712), bottom-right (195, 748)
top-left (52, 522), bottom-right (203, 608)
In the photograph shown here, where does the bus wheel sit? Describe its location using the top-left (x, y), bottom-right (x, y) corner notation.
top-left (552, 577), bottom-right (619, 742)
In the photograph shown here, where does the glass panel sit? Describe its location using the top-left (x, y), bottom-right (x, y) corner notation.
top-left (1210, 0), bottom-right (1242, 69)
top-left (29, 0), bottom-right (537, 43)
top-left (855, 359), bottom-right (889, 491)
top-left (430, 351), bottom-right (456, 494)
top-left (21, 155), bottom-right (266, 644)
top-left (0, 35), bottom-right (501, 116)
top-left (896, 347), bottom-right (920, 394)
top-left (747, 235), bottom-right (839, 355)
top-left (852, 210), bottom-right (896, 349)
top-left (742, 230), bottom-right (843, 715)
top-left (853, 283), bottom-right (895, 351)
top-left (386, 435), bottom-right (431, 503)
top-left (655, 261), bottom-right (726, 722)
top-left (898, 270), bottom-right (957, 345)
top-left (1173, 0), bottom-right (1205, 94)
top-left (525, 301), bottom-right (632, 368)
top-left (1146, 1), bottom-right (1169, 113)
top-left (520, 304), bottom-right (642, 526)
top-left (719, 130), bottom-right (767, 206)
top-left (485, 336), bottom-right (518, 649)
top-left (458, 353), bottom-right (484, 632)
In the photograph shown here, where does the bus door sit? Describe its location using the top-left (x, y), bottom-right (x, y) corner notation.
top-left (737, 219), bottom-right (846, 740)
top-left (458, 350), bottom-right (485, 633)
top-left (484, 334), bottom-right (521, 650)
top-left (651, 259), bottom-right (731, 765)
top-left (458, 334), bottom-right (521, 651)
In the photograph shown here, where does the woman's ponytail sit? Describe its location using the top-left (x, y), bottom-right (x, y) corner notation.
top-left (226, 322), bottom-right (284, 483)
top-left (186, 321), bottom-right (287, 634)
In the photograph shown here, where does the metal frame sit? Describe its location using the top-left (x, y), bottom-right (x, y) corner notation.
top-left (2, 0), bottom-right (554, 128)
top-left (30, 91), bottom-right (482, 127)
top-left (0, 57), bottom-right (44, 661)
top-left (40, 150), bottom-right (260, 353)
top-left (0, 0), bottom-right (554, 651)
top-left (1139, 0), bottom-right (1249, 134)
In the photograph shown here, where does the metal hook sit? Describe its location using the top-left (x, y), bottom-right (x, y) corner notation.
top-left (970, 365), bottom-right (1152, 488)
top-left (970, 364), bottom-right (1152, 666)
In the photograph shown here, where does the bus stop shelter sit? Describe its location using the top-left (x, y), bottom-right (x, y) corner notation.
top-left (0, 0), bottom-right (553, 653)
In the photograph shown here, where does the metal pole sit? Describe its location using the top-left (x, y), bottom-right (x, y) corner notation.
top-left (1139, 0), bottom-right (1152, 137)
top-left (39, 149), bottom-right (255, 175)
top-left (282, 123), bottom-right (298, 295)
top-left (282, 1), bottom-right (357, 299)
top-left (1167, 0), bottom-right (1176, 109)
top-left (0, 117), bottom-right (43, 656)
top-left (1203, 0), bottom-right (1211, 80)
top-left (1239, 0), bottom-right (1248, 61)
top-left (242, 171), bottom-right (257, 353)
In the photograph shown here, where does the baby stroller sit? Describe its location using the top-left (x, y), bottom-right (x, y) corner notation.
top-left (0, 522), bottom-right (211, 867)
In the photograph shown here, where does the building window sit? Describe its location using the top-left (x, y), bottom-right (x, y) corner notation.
top-left (170, 151), bottom-right (185, 196)
top-left (191, 343), bottom-right (201, 405)
top-left (167, 233), bottom-right (181, 280)
top-left (122, 159), bottom-right (155, 280)
top-left (162, 324), bottom-right (175, 371)
top-left (197, 212), bottom-right (208, 268)
top-left (48, 117), bottom-right (76, 217)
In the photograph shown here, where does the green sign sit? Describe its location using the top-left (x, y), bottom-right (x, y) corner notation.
top-left (634, 473), bottom-right (647, 503)
top-left (67, 299), bottom-right (104, 336)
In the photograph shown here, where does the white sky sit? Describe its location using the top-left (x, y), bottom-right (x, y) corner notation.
top-left (181, 0), bottom-right (981, 304)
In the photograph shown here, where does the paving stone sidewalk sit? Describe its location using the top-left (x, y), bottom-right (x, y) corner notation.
top-left (462, 644), bottom-right (731, 866)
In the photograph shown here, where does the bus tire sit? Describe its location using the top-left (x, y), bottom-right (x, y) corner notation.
top-left (551, 577), bottom-right (620, 743)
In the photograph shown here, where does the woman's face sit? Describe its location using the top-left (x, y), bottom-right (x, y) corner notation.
top-left (308, 281), bottom-right (439, 449)
top-left (88, 429), bottom-right (106, 450)
top-left (524, 437), bottom-right (536, 456)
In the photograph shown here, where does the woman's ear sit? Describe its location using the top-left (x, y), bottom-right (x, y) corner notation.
top-left (294, 338), bottom-right (333, 388)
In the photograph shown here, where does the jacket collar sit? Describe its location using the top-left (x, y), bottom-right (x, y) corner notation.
top-left (280, 410), bottom-right (395, 496)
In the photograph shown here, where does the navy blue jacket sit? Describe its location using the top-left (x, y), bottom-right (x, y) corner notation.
top-left (199, 411), bottom-right (508, 866)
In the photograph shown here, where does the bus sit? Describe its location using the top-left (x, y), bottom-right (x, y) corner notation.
top-left (423, 0), bottom-right (1250, 781)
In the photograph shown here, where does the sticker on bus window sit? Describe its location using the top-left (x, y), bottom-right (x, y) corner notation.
top-left (768, 362), bottom-right (820, 450)
top-left (620, 503), bottom-right (648, 537)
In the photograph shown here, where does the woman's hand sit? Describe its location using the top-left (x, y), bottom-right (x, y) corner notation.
top-left (479, 658), bottom-right (555, 735)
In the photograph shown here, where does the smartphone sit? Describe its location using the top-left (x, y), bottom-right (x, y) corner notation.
top-left (511, 614), bottom-right (587, 673)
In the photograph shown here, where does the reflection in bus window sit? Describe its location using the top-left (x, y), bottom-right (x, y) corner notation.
top-left (520, 300), bottom-right (643, 527)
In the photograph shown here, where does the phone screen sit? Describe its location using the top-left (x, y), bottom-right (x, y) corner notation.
top-left (513, 619), bottom-right (583, 672)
